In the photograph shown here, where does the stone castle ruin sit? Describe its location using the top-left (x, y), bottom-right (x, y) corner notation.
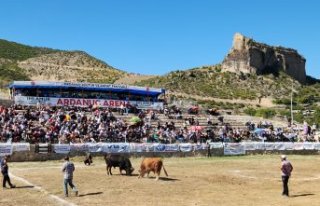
top-left (221, 33), bottom-right (306, 83)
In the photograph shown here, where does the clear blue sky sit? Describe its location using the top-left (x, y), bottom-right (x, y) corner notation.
top-left (0, 0), bottom-right (319, 77)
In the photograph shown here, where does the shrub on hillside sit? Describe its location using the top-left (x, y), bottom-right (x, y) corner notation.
top-left (244, 107), bottom-right (257, 116)
top-left (255, 108), bottom-right (276, 119)
top-left (273, 98), bottom-right (294, 105)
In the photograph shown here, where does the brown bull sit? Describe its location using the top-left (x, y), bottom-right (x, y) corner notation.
top-left (138, 157), bottom-right (168, 180)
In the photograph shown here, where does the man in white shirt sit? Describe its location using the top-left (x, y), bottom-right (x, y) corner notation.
top-left (62, 156), bottom-right (78, 197)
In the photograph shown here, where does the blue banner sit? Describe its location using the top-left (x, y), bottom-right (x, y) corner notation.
top-left (164, 144), bottom-right (179, 152)
top-left (102, 143), bottom-right (130, 153)
top-left (0, 144), bottom-right (13, 156)
top-left (70, 143), bottom-right (89, 152)
top-left (154, 143), bottom-right (166, 152)
top-left (179, 143), bottom-right (193, 152)
top-left (87, 143), bottom-right (103, 153)
top-left (53, 144), bottom-right (70, 154)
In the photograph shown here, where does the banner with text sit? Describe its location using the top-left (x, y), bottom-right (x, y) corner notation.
top-left (70, 143), bottom-right (88, 152)
top-left (14, 96), bottom-right (163, 110)
top-left (102, 143), bottom-right (130, 153)
top-left (209, 142), bottom-right (224, 149)
top-left (12, 143), bottom-right (30, 152)
top-left (0, 144), bottom-right (13, 156)
top-left (54, 144), bottom-right (71, 154)
top-left (224, 143), bottom-right (245, 155)
top-left (179, 143), bottom-right (193, 152)
top-left (87, 143), bottom-right (103, 153)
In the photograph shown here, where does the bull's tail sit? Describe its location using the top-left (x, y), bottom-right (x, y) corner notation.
top-left (162, 164), bottom-right (168, 177)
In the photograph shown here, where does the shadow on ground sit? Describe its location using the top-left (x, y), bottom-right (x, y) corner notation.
top-left (145, 177), bottom-right (180, 181)
top-left (78, 192), bottom-right (103, 197)
top-left (290, 193), bottom-right (315, 198)
top-left (107, 174), bottom-right (139, 177)
top-left (14, 185), bottom-right (34, 189)
top-left (159, 177), bottom-right (180, 181)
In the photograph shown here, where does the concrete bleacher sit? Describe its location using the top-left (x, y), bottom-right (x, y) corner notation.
top-left (114, 111), bottom-right (289, 131)
top-left (113, 112), bottom-right (278, 130)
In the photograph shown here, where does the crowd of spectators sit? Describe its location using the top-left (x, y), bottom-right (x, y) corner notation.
top-left (0, 105), bottom-right (319, 144)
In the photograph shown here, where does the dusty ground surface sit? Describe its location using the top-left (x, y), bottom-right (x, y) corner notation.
top-left (1, 155), bottom-right (320, 206)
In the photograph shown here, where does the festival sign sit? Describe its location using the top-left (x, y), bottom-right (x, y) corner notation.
top-left (279, 142), bottom-right (294, 150)
top-left (196, 143), bottom-right (207, 151)
top-left (70, 143), bottom-right (89, 152)
top-left (224, 143), bottom-right (245, 155)
top-left (253, 142), bottom-right (265, 150)
top-left (303, 142), bottom-right (315, 150)
top-left (134, 143), bottom-right (155, 152)
top-left (313, 143), bottom-right (320, 150)
top-left (154, 143), bottom-right (166, 152)
top-left (264, 142), bottom-right (275, 150)
top-left (179, 143), bottom-right (193, 152)
top-left (273, 142), bottom-right (287, 151)
top-left (128, 143), bottom-right (141, 152)
top-left (102, 143), bottom-right (130, 153)
top-left (209, 142), bottom-right (224, 149)
top-left (14, 96), bottom-right (163, 110)
top-left (12, 143), bottom-right (30, 152)
top-left (53, 144), bottom-right (71, 154)
top-left (164, 144), bottom-right (180, 152)
top-left (86, 143), bottom-right (103, 153)
top-left (11, 81), bottom-right (163, 93)
top-left (0, 144), bottom-right (13, 156)
top-left (293, 143), bottom-right (304, 150)
top-left (242, 142), bottom-right (256, 151)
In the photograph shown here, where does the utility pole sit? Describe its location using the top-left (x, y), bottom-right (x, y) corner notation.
top-left (290, 79), bottom-right (294, 125)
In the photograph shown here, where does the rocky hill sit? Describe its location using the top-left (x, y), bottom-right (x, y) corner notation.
top-left (0, 39), bottom-right (125, 87)
top-left (114, 73), bottom-right (157, 85)
top-left (136, 65), bottom-right (294, 105)
top-left (17, 51), bottom-right (124, 82)
top-left (222, 33), bottom-right (306, 83)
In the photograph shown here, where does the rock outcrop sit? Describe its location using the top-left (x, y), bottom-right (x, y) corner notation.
top-left (222, 33), bottom-right (306, 83)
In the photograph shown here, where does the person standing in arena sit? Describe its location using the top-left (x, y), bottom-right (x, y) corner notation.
top-left (62, 156), bottom-right (78, 197)
top-left (280, 155), bottom-right (293, 196)
top-left (1, 155), bottom-right (16, 189)
top-left (84, 152), bottom-right (93, 166)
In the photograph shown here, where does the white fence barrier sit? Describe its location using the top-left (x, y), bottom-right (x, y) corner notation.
top-left (224, 143), bottom-right (245, 155)
top-left (54, 143), bottom-right (207, 154)
top-left (0, 143), bottom-right (30, 156)
top-left (222, 142), bottom-right (320, 155)
top-left (2, 142), bottom-right (320, 156)
top-left (12, 143), bottom-right (30, 152)
top-left (0, 144), bottom-right (13, 156)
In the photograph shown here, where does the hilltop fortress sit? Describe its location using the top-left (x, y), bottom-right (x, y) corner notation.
top-left (222, 33), bottom-right (306, 83)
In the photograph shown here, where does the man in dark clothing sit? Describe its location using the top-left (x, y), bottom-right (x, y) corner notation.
top-left (1, 156), bottom-right (16, 189)
top-left (206, 141), bottom-right (211, 157)
top-left (281, 155), bottom-right (293, 196)
top-left (84, 152), bottom-right (93, 166)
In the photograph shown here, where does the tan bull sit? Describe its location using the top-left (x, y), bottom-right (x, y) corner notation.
top-left (138, 157), bottom-right (168, 180)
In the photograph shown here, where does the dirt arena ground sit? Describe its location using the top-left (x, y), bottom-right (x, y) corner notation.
top-left (1, 155), bottom-right (320, 206)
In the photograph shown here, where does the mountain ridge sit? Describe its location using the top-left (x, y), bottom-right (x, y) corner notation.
top-left (0, 39), bottom-right (125, 86)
